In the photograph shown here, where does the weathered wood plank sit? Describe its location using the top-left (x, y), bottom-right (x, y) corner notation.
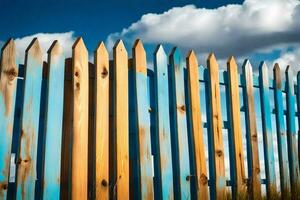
top-left (132, 39), bottom-right (154, 200)
top-left (16, 38), bottom-right (43, 200)
top-left (273, 64), bottom-right (290, 197)
top-left (169, 47), bottom-right (191, 199)
top-left (71, 37), bottom-right (89, 200)
top-left (258, 62), bottom-right (277, 198)
top-left (226, 56), bottom-right (247, 198)
top-left (206, 53), bottom-right (226, 199)
top-left (186, 51), bottom-right (208, 199)
top-left (242, 60), bottom-right (261, 199)
top-left (0, 39), bottom-right (18, 200)
top-left (285, 65), bottom-right (300, 197)
top-left (113, 40), bottom-right (129, 199)
top-left (94, 42), bottom-right (110, 199)
top-left (153, 45), bottom-right (174, 199)
top-left (42, 41), bottom-right (65, 200)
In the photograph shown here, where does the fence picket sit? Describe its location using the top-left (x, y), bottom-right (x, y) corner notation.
top-left (93, 42), bottom-right (110, 199)
top-left (259, 62), bottom-right (277, 198)
top-left (206, 53), bottom-right (226, 199)
top-left (113, 40), bottom-right (129, 199)
top-left (71, 38), bottom-right (89, 200)
top-left (153, 45), bottom-right (174, 199)
top-left (242, 60), bottom-right (261, 199)
top-left (186, 51), bottom-right (208, 199)
top-left (273, 64), bottom-right (290, 197)
top-left (42, 41), bottom-right (65, 199)
top-left (226, 56), bottom-right (247, 198)
top-left (285, 65), bottom-right (300, 196)
top-left (16, 38), bottom-right (43, 200)
top-left (132, 40), bottom-right (154, 200)
top-left (0, 39), bottom-right (18, 200)
top-left (169, 47), bottom-right (191, 199)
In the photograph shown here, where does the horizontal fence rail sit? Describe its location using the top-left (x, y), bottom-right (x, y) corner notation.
top-left (0, 37), bottom-right (300, 199)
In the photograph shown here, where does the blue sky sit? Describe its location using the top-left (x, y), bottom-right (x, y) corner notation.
top-left (0, 0), bottom-right (243, 50)
top-left (1, 0), bottom-right (300, 73)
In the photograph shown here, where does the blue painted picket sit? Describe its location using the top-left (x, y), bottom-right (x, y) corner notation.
top-left (285, 66), bottom-right (300, 197)
top-left (16, 38), bottom-right (43, 200)
top-left (0, 39), bottom-right (18, 200)
top-left (42, 41), bottom-right (65, 199)
top-left (168, 47), bottom-right (191, 199)
top-left (153, 45), bottom-right (174, 200)
top-left (273, 63), bottom-right (290, 197)
top-left (132, 39), bottom-right (154, 199)
top-left (259, 62), bottom-right (276, 198)
top-left (1, 38), bottom-right (300, 199)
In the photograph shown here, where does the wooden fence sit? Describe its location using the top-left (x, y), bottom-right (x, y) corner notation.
top-left (0, 37), bottom-right (299, 199)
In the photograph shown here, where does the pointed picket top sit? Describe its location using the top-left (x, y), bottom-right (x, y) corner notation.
top-left (1, 38), bottom-right (17, 74)
top-left (72, 37), bottom-right (87, 53)
top-left (186, 50), bottom-right (198, 68)
top-left (25, 38), bottom-right (42, 62)
top-left (273, 63), bottom-right (282, 90)
top-left (47, 40), bottom-right (62, 57)
top-left (154, 44), bottom-right (166, 58)
top-left (242, 59), bottom-right (253, 74)
top-left (259, 62), bottom-right (269, 84)
top-left (114, 39), bottom-right (127, 54)
top-left (227, 56), bottom-right (237, 70)
top-left (132, 39), bottom-right (147, 74)
top-left (95, 41), bottom-right (109, 61)
top-left (207, 53), bottom-right (218, 68)
top-left (286, 65), bottom-right (294, 94)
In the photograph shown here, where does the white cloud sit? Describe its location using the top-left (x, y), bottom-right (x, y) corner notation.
top-left (107, 0), bottom-right (300, 65)
top-left (273, 45), bottom-right (300, 76)
top-left (12, 31), bottom-right (76, 62)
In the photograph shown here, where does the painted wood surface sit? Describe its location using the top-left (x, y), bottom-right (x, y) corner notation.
top-left (258, 62), bottom-right (277, 198)
top-left (16, 38), bottom-right (43, 200)
top-left (71, 38), bottom-right (89, 200)
top-left (132, 40), bottom-right (154, 200)
top-left (186, 51), bottom-right (208, 200)
top-left (242, 60), bottom-right (261, 199)
top-left (206, 53), bottom-right (226, 200)
top-left (169, 47), bottom-right (191, 199)
top-left (226, 56), bottom-right (247, 198)
top-left (0, 39), bottom-right (18, 200)
top-left (42, 41), bottom-right (65, 200)
top-left (94, 42), bottom-right (110, 199)
top-left (273, 63), bottom-right (290, 196)
top-left (153, 45), bottom-right (174, 200)
top-left (285, 65), bottom-right (300, 196)
top-left (113, 40), bottom-right (129, 200)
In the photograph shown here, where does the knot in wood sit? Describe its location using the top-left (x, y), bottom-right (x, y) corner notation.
top-left (101, 67), bottom-right (108, 78)
top-left (101, 179), bottom-right (108, 187)
top-left (216, 149), bottom-right (223, 157)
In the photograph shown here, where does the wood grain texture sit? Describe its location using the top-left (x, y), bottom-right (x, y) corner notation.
top-left (169, 47), bottom-right (191, 199)
top-left (285, 65), bottom-right (300, 197)
top-left (113, 40), bottom-right (129, 200)
top-left (16, 38), bottom-right (43, 200)
top-left (242, 60), bottom-right (261, 199)
top-left (153, 45), bottom-right (174, 200)
top-left (186, 51), bottom-right (208, 200)
top-left (273, 64), bottom-right (290, 197)
top-left (94, 42), bottom-right (110, 200)
top-left (206, 53), bottom-right (226, 200)
top-left (227, 56), bottom-right (247, 198)
top-left (258, 62), bottom-right (276, 198)
top-left (42, 41), bottom-right (65, 200)
top-left (132, 39), bottom-right (154, 200)
top-left (71, 37), bottom-right (89, 200)
top-left (0, 39), bottom-right (18, 200)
